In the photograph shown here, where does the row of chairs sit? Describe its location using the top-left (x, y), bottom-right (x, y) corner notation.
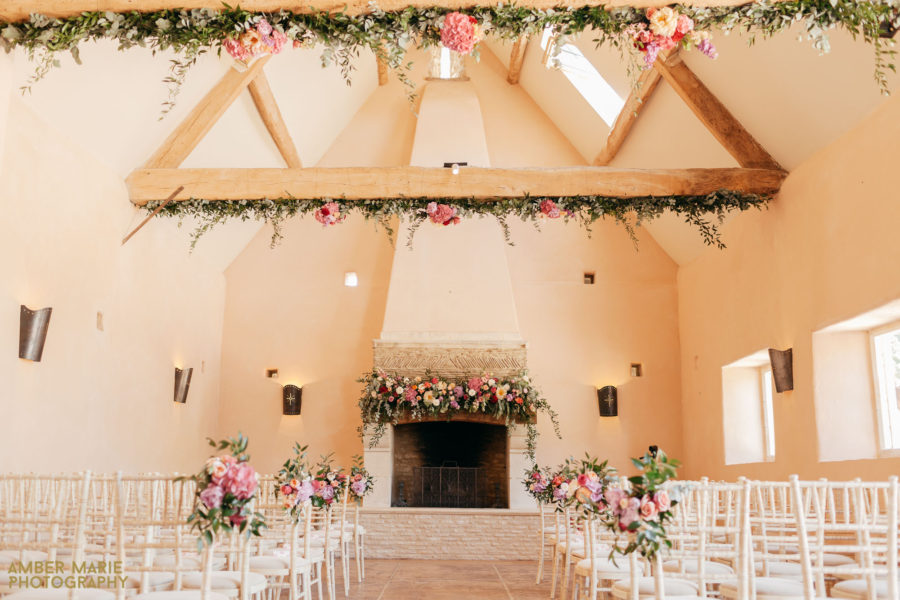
top-left (0, 473), bottom-right (367, 600)
top-left (537, 476), bottom-right (900, 600)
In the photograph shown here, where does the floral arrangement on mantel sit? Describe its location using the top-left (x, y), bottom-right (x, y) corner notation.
top-left (181, 433), bottom-right (267, 550)
top-left (1, 1), bottom-right (897, 116)
top-left (358, 370), bottom-right (562, 460)
top-left (149, 191), bottom-right (767, 252)
top-left (524, 447), bottom-right (682, 559)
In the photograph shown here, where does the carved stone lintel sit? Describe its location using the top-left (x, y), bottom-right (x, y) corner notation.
top-left (373, 339), bottom-right (528, 379)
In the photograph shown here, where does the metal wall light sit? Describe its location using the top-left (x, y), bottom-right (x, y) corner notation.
top-left (597, 385), bottom-right (618, 417)
top-left (768, 348), bottom-right (794, 393)
top-left (19, 305), bottom-right (52, 362)
top-left (283, 384), bottom-right (302, 415)
top-left (174, 367), bottom-right (193, 404)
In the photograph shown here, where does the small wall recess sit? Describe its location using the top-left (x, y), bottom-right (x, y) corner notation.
top-left (266, 368), bottom-right (279, 379)
top-left (583, 272), bottom-right (595, 285)
top-left (630, 363), bottom-right (643, 377)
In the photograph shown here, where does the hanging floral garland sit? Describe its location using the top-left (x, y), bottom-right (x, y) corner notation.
top-left (358, 370), bottom-right (562, 460)
top-left (1, 0), bottom-right (897, 115)
top-left (147, 191), bottom-right (769, 251)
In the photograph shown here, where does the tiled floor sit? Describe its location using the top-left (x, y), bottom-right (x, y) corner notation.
top-left (334, 559), bottom-right (552, 599)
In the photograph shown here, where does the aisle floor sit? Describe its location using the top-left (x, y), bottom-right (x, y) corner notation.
top-left (335, 559), bottom-right (552, 599)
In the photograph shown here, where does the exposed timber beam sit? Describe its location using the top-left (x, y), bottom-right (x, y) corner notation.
top-left (376, 56), bottom-right (389, 85)
top-left (143, 56), bottom-right (271, 169)
top-left (593, 65), bottom-right (662, 165)
top-left (126, 166), bottom-right (786, 205)
top-left (653, 53), bottom-right (782, 170)
top-left (507, 35), bottom-right (528, 84)
top-left (0, 0), bottom-right (791, 21)
top-left (247, 70), bottom-right (303, 168)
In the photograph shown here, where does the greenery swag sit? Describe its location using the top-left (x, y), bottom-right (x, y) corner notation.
top-left (149, 191), bottom-right (769, 250)
top-left (357, 370), bottom-right (562, 460)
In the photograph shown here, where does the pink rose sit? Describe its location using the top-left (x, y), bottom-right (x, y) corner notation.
top-left (426, 202), bottom-right (459, 226)
top-left (540, 199), bottom-right (561, 218)
top-left (654, 490), bottom-right (671, 512)
top-left (640, 495), bottom-right (659, 521)
top-left (221, 462), bottom-right (259, 500)
top-left (440, 12), bottom-right (478, 55)
top-left (314, 201), bottom-right (344, 226)
top-left (675, 14), bottom-right (694, 35)
top-left (280, 484), bottom-right (293, 495)
top-left (230, 514), bottom-right (246, 526)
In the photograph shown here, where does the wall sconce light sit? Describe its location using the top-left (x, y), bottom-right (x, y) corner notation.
top-left (283, 384), bottom-right (302, 415)
top-left (597, 385), bottom-right (617, 417)
top-left (174, 367), bottom-right (193, 404)
top-left (19, 305), bottom-right (52, 362)
top-left (767, 348), bottom-right (794, 393)
top-left (344, 272), bottom-right (358, 287)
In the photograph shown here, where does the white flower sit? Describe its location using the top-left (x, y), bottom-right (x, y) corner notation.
top-left (423, 390), bottom-right (438, 406)
top-left (649, 7), bottom-right (679, 37)
top-left (468, 389), bottom-right (476, 397)
top-left (488, 379), bottom-right (496, 387)
top-left (437, 381), bottom-right (447, 391)
top-left (395, 386), bottom-right (404, 395)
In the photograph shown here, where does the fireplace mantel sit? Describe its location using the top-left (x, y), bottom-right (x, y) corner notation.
top-left (372, 339), bottom-right (527, 379)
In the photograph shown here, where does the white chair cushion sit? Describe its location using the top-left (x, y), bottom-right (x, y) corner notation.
top-left (133, 592), bottom-right (231, 600)
top-left (181, 570), bottom-right (267, 593)
top-left (611, 577), bottom-right (700, 599)
top-left (720, 576), bottom-right (805, 599)
top-left (820, 553), bottom-right (857, 567)
top-left (0, 551), bottom-right (49, 569)
top-left (122, 572), bottom-right (176, 589)
top-left (833, 579), bottom-right (899, 600)
top-left (575, 557), bottom-right (642, 579)
top-left (4, 591), bottom-right (115, 600)
top-left (247, 555), bottom-right (314, 571)
top-left (154, 555), bottom-right (227, 571)
top-left (664, 560), bottom-right (734, 576)
top-left (755, 561), bottom-right (803, 577)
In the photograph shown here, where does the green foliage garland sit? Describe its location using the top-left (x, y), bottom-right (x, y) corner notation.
top-left (0, 0), bottom-right (897, 109)
top-left (147, 191), bottom-right (769, 250)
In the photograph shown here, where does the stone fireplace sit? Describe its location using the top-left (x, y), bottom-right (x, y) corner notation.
top-left (392, 421), bottom-right (508, 508)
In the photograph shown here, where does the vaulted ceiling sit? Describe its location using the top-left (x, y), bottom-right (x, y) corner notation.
top-left (7, 21), bottom-right (897, 266)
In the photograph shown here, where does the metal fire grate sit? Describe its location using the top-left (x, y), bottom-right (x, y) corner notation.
top-left (413, 462), bottom-right (480, 508)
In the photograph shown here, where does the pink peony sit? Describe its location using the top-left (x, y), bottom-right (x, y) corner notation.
top-left (223, 38), bottom-right (251, 62)
top-left (256, 18), bottom-right (273, 36)
top-left (675, 14), bottom-right (694, 36)
top-left (297, 480), bottom-right (314, 503)
top-left (618, 498), bottom-right (641, 530)
top-left (314, 201), bottom-right (344, 227)
top-left (467, 377), bottom-right (483, 390)
top-left (318, 485), bottom-right (335, 502)
top-left (640, 494), bottom-right (659, 521)
top-left (200, 484), bottom-right (224, 509)
top-left (604, 488), bottom-right (626, 509)
top-left (426, 202), bottom-right (460, 226)
top-left (222, 462), bottom-right (259, 500)
top-left (440, 12), bottom-right (479, 55)
top-left (653, 490), bottom-right (671, 512)
top-left (405, 387), bottom-right (418, 403)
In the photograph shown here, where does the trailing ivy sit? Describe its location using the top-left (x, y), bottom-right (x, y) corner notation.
top-left (1, 0), bottom-right (897, 108)
top-left (146, 191), bottom-right (769, 250)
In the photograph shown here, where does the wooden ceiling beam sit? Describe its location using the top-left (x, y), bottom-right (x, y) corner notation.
top-left (653, 53), bottom-right (782, 170)
top-left (142, 56), bottom-right (271, 169)
top-left (0, 0), bottom-right (790, 21)
top-left (507, 35), bottom-right (528, 85)
top-left (247, 70), bottom-right (303, 168)
top-left (126, 166), bottom-right (786, 205)
top-left (593, 64), bottom-right (662, 165)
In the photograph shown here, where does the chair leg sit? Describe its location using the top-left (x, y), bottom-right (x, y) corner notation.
top-left (355, 534), bottom-right (363, 583)
top-left (537, 538), bottom-right (546, 584)
top-left (561, 552), bottom-right (572, 600)
top-left (550, 546), bottom-right (561, 600)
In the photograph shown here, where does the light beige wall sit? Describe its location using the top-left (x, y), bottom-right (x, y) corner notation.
top-left (217, 58), bottom-right (683, 473)
top-left (0, 99), bottom-right (226, 472)
top-left (678, 93), bottom-right (900, 480)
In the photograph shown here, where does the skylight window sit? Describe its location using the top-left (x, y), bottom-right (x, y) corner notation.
top-left (540, 28), bottom-right (624, 127)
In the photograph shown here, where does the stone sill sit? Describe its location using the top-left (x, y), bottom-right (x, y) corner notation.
top-left (359, 506), bottom-right (538, 516)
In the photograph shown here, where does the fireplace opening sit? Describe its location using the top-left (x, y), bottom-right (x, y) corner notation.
top-left (391, 421), bottom-right (509, 508)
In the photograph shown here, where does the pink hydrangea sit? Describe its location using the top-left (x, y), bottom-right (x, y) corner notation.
top-left (426, 202), bottom-right (460, 226)
top-left (404, 387), bottom-right (418, 403)
top-left (467, 376), bottom-right (483, 390)
top-left (221, 462), bottom-right (259, 500)
top-left (440, 12), bottom-right (480, 55)
top-left (200, 484), bottom-right (224, 509)
top-left (314, 201), bottom-right (345, 226)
